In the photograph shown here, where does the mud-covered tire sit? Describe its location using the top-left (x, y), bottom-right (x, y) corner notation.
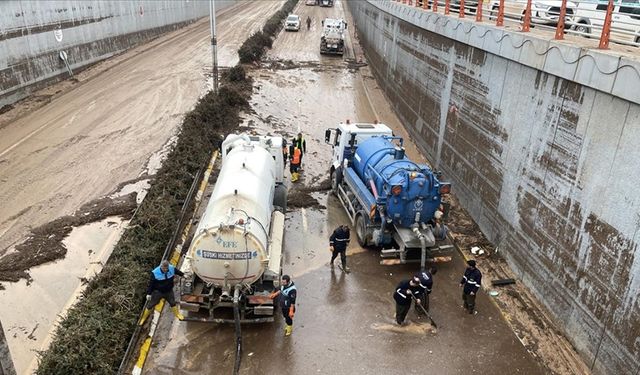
top-left (273, 184), bottom-right (287, 212)
top-left (331, 167), bottom-right (343, 195)
top-left (355, 214), bottom-right (369, 247)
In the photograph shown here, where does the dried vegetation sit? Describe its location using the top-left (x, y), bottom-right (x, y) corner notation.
top-left (35, 1), bottom-right (298, 373)
top-left (238, 0), bottom-right (298, 64)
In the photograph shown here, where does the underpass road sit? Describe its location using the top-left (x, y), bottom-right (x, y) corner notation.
top-left (0, 2), bottom-right (284, 373)
top-left (143, 1), bottom-right (545, 374)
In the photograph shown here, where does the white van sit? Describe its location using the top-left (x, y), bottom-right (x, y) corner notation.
top-left (573, 0), bottom-right (640, 44)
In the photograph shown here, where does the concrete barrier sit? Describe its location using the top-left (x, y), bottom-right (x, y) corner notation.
top-left (0, 1), bottom-right (236, 108)
top-left (348, 1), bottom-right (640, 374)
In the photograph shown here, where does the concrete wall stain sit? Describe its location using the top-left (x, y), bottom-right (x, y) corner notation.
top-left (0, 0), bottom-right (226, 107)
top-left (349, 2), bottom-right (640, 374)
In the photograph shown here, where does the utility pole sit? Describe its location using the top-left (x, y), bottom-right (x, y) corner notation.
top-left (0, 320), bottom-right (16, 375)
top-left (209, 0), bottom-right (219, 93)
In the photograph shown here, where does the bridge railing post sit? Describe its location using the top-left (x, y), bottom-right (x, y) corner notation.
top-left (522, 0), bottom-right (532, 31)
top-left (476, 0), bottom-right (484, 21)
top-left (496, 0), bottom-right (505, 26)
top-left (554, 0), bottom-right (568, 39)
top-left (433, 0), bottom-right (438, 12)
top-left (599, 0), bottom-right (614, 48)
top-left (445, 0), bottom-right (451, 14)
top-left (459, 0), bottom-right (466, 17)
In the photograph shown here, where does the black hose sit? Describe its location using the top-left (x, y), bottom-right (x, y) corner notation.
top-left (232, 297), bottom-right (242, 375)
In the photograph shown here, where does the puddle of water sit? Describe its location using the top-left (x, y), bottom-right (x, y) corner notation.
top-left (112, 179), bottom-right (150, 205)
top-left (0, 217), bottom-right (127, 374)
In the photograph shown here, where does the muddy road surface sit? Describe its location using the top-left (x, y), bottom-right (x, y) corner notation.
top-left (142, 1), bottom-right (544, 374)
top-left (0, 2), bottom-right (284, 373)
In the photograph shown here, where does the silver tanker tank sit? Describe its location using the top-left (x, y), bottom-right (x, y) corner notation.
top-left (180, 134), bottom-right (286, 321)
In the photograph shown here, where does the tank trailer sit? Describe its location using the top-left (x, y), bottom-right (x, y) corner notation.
top-left (179, 134), bottom-right (287, 322)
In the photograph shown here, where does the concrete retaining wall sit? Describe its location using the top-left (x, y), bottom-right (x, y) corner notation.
top-left (0, 1), bottom-right (235, 108)
top-left (348, 1), bottom-right (640, 374)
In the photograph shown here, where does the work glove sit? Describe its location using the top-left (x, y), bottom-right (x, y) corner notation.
top-left (269, 291), bottom-right (280, 299)
top-left (406, 290), bottom-right (413, 295)
top-left (146, 294), bottom-right (151, 302)
top-left (329, 246), bottom-right (334, 252)
top-left (470, 291), bottom-right (475, 296)
top-left (416, 299), bottom-right (421, 305)
top-left (288, 306), bottom-right (295, 319)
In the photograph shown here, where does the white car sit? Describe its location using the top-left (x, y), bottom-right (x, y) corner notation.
top-left (488, 0), bottom-right (578, 25)
top-left (285, 15), bottom-right (301, 31)
top-left (305, 0), bottom-right (317, 5)
top-left (573, 0), bottom-right (640, 44)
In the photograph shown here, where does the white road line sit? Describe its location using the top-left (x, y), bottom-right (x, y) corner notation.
top-left (301, 207), bottom-right (308, 233)
top-left (0, 121), bottom-right (55, 158)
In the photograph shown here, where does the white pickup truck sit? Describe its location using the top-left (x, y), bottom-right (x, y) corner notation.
top-left (285, 14), bottom-right (301, 31)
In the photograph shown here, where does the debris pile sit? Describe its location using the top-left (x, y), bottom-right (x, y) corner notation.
top-left (238, 0), bottom-right (298, 64)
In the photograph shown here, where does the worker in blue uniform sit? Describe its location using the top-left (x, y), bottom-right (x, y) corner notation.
top-left (460, 259), bottom-right (482, 314)
top-left (329, 224), bottom-right (350, 272)
top-left (393, 276), bottom-right (424, 325)
top-left (139, 260), bottom-right (184, 325)
top-left (414, 267), bottom-right (437, 313)
top-left (270, 274), bottom-right (297, 336)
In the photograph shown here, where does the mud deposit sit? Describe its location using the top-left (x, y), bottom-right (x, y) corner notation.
top-left (0, 193), bottom-right (136, 284)
top-left (446, 195), bottom-right (590, 375)
top-left (287, 177), bottom-right (331, 209)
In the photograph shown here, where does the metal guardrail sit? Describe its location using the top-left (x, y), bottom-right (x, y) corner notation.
top-left (395, 0), bottom-right (640, 49)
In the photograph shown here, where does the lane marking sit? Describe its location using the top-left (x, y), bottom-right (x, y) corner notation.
top-left (0, 121), bottom-right (55, 159)
top-left (301, 207), bottom-right (308, 233)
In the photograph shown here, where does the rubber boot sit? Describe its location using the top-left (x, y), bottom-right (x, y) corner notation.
top-left (284, 324), bottom-right (293, 336)
top-left (341, 261), bottom-right (350, 273)
top-left (138, 308), bottom-right (152, 326)
top-left (171, 305), bottom-right (184, 321)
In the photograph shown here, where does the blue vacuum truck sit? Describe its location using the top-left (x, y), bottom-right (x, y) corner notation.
top-left (325, 121), bottom-right (453, 269)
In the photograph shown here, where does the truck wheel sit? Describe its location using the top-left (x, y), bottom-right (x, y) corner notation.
top-left (355, 214), bottom-right (369, 247)
top-left (330, 167), bottom-right (343, 194)
top-left (273, 184), bottom-right (287, 212)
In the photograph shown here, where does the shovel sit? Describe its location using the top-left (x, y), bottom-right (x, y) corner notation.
top-left (411, 294), bottom-right (438, 329)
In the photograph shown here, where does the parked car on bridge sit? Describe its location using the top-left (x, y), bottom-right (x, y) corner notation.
top-left (285, 14), bottom-right (301, 31)
top-left (305, 0), bottom-right (317, 5)
top-left (488, 0), bottom-right (578, 26)
top-left (572, 0), bottom-right (640, 45)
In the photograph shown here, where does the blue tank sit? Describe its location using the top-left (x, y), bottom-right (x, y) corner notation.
top-left (350, 136), bottom-right (443, 228)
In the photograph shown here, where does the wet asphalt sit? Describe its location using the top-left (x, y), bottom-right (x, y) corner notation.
top-left (142, 1), bottom-right (544, 374)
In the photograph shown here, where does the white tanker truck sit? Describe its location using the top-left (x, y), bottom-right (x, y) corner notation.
top-left (179, 134), bottom-right (287, 322)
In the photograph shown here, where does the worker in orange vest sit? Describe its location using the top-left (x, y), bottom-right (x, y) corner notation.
top-left (290, 145), bottom-right (302, 182)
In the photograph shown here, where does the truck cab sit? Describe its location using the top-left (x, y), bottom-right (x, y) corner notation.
top-left (325, 121), bottom-right (393, 173)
